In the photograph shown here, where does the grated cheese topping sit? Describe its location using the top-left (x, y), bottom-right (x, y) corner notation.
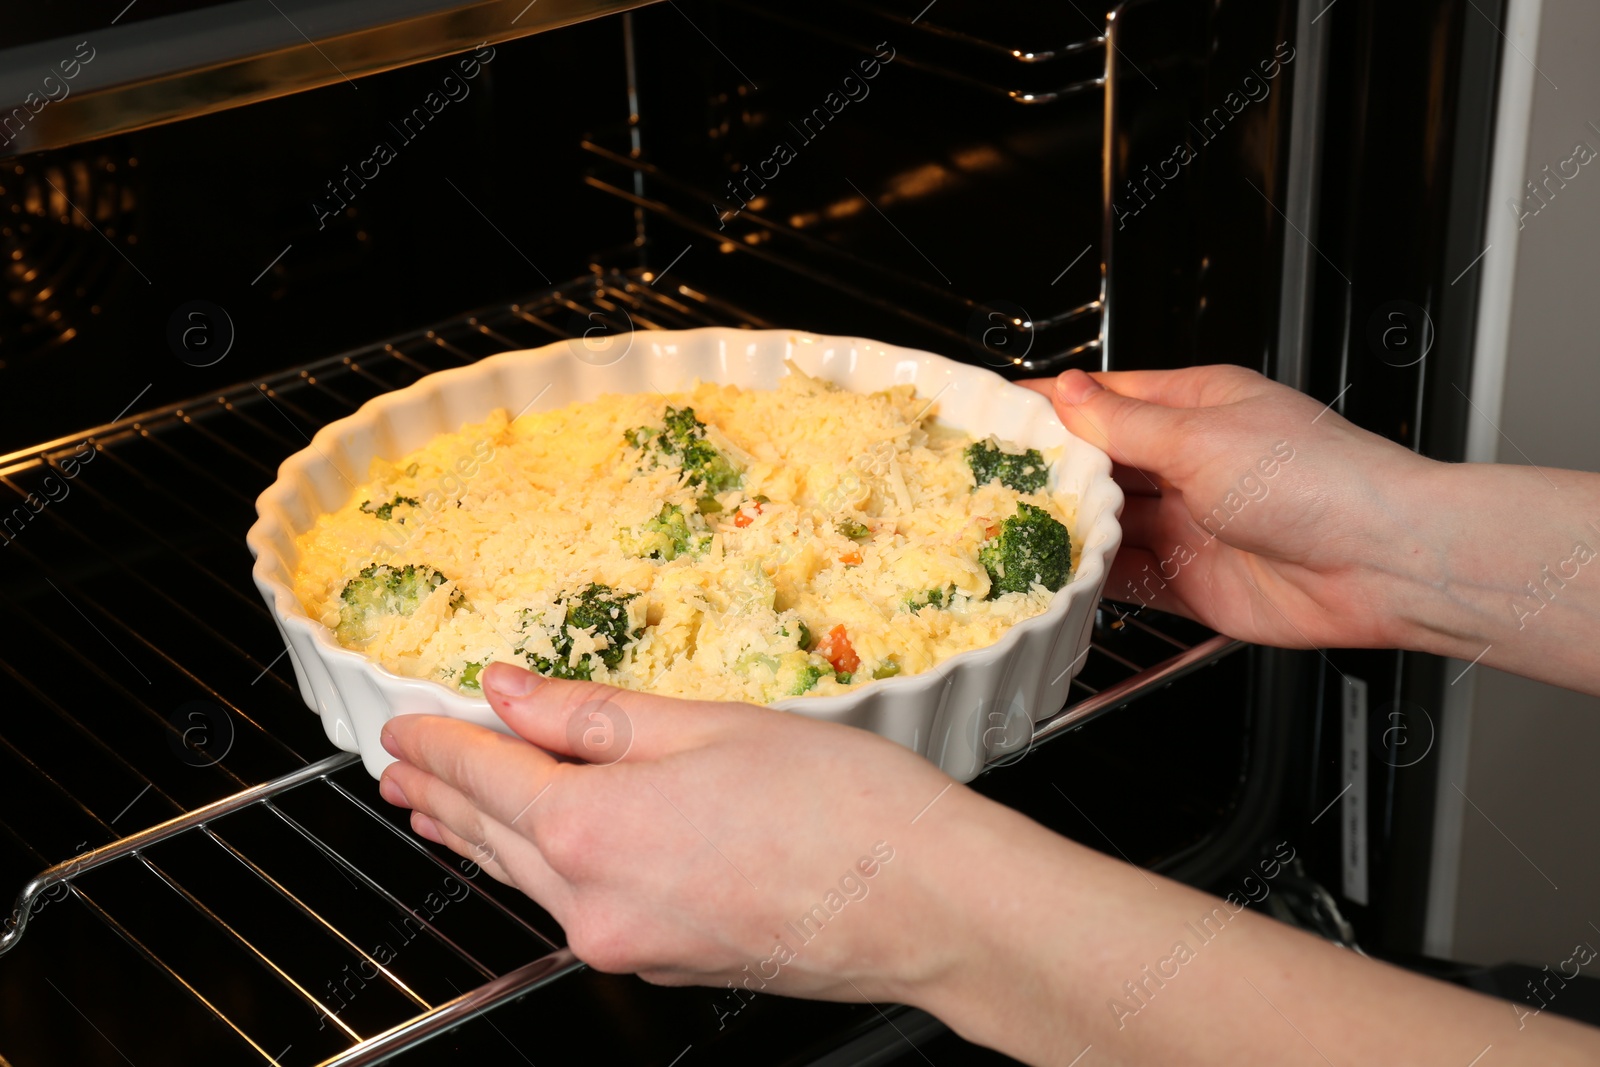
top-left (291, 368), bottom-right (1079, 703)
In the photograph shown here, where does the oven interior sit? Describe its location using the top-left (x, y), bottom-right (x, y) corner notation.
top-left (0, 3), bottom-right (1308, 1064)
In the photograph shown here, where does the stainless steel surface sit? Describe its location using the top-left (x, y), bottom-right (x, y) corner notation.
top-left (1271, 0), bottom-right (1330, 392)
top-left (312, 949), bottom-right (585, 1067)
top-left (0, 0), bottom-right (654, 158)
top-left (1021, 633), bottom-right (1247, 754)
top-left (0, 750), bottom-right (358, 959)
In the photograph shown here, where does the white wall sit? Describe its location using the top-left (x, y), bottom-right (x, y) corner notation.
top-left (1444, 0), bottom-right (1600, 966)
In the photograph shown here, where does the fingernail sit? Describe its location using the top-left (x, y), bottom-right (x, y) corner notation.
top-left (484, 661), bottom-right (545, 698)
top-left (1056, 369), bottom-right (1104, 405)
top-left (379, 773), bottom-right (409, 807)
top-left (412, 811), bottom-right (443, 844)
top-left (380, 726), bottom-right (401, 758)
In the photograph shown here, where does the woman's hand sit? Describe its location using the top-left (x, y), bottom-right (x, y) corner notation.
top-left (1023, 366), bottom-right (1437, 651)
top-left (377, 663), bottom-right (977, 1005)
top-left (377, 660), bottom-right (1600, 1067)
top-left (1025, 366), bottom-right (1600, 695)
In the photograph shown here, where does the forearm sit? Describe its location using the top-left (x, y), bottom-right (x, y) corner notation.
top-left (899, 795), bottom-right (1600, 1066)
top-left (1386, 460), bottom-right (1600, 695)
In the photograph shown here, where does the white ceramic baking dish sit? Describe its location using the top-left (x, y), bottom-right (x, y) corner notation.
top-left (247, 328), bottom-right (1123, 781)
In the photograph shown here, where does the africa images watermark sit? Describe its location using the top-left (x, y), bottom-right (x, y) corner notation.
top-left (1510, 524), bottom-right (1596, 631)
top-left (1512, 935), bottom-right (1599, 1031)
top-left (1113, 41), bottom-right (1296, 230)
top-left (712, 840), bottom-right (897, 1029)
top-left (1119, 440), bottom-right (1296, 610)
top-left (1506, 121), bottom-right (1599, 230)
top-left (1107, 841), bottom-right (1297, 1030)
top-left (0, 40), bottom-right (97, 149)
top-left (712, 42), bottom-right (898, 232)
top-left (310, 42), bottom-right (498, 230)
top-left (0, 441), bottom-right (97, 546)
top-left (313, 855), bottom-right (489, 1029)
top-left (364, 436), bottom-right (498, 567)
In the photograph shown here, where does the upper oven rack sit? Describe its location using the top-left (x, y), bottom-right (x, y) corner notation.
top-left (0, 268), bottom-right (1236, 1067)
top-left (581, 140), bottom-right (1104, 373)
top-left (718, 0), bottom-right (1109, 104)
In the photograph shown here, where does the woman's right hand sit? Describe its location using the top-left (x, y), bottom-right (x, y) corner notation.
top-left (1022, 366), bottom-right (1440, 653)
top-left (1025, 366), bottom-right (1600, 696)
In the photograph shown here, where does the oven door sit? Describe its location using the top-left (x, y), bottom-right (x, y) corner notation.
top-left (0, 0), bottom-right (1499, 1063)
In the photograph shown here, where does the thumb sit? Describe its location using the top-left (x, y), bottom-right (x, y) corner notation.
top-left (1047, 369), bottom-right (1193, 477)
top-left (480, 661), bottom-right (735, 764)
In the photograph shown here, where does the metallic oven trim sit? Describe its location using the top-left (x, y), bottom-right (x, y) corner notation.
top-left (0, 0), bottom-right (655, 159)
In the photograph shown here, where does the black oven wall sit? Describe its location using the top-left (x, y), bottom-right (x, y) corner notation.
top-left (0, 18), bottom-right (638, 455)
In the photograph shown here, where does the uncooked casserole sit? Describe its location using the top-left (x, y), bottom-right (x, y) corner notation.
top-left (291, 367), bottom-right (1080, 704)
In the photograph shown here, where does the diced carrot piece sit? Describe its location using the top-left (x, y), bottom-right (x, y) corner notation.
top-left (817, 624), bottom-right (860, 675)
top-left (839, 548), bottom-right (862, 565)
top-left (733, 500), bottom-right (763, 528)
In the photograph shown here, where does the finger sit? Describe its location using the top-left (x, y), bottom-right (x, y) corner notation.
top-left (1017, 377), bottom-right (1058, 400)
top-left (383, 758), bottom-right (567, 901)
top-left (1088, 365), bottom-right (1272, 408)
top-left (412, 811), bottom-right (551, 898)
top-left (1049, 369), bottom-right (1202, 480)
top-left (480, 662), bottom-right (746, 762)
top-left (1019, 379), bottom-right (1166, 494)
top-left (1024, 365), bottom-right (1269, 409)
top-left (382, 713), bottom-right (561, 826)
top-left (413, 809), bottom-right (515, 891)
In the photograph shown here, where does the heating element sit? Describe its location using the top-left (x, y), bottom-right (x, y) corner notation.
top-left (0, 268), bottom-right (1236, 1066)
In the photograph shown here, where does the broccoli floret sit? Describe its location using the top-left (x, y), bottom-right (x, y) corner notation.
top-left (337, 563), bottom-right (462, 644)
top-left (519, 583), bottom-right (642, 680)
top-left (838, 519), bottom-right (872, 541)
top-left (775, 617), bottom-right (815, 653)
top-left (789, 661), bottom-right (829, 695)
top-left (625, 406), bottom-right (743, 495)
top-left (619, 503), bottom-right (713, 562)
top-left (736, 649), bottom-right (823, 695)
top-left (966, 439), bottom-right (1049, 493)
top-left (359, 495), bottom-right (420, 522)
top-left (903, 585), bottom-right (957, 612)
top-left (978, 502), bottom-right (1072, 598)
top-left (458, 661), bottom-right (484, 691)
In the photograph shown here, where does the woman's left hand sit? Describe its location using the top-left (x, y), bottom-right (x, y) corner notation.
top-left (377, 661), bottom-right (975, 1004)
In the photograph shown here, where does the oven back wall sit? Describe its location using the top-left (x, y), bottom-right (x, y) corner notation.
top-left (0, 18), bottom-right (634, 454)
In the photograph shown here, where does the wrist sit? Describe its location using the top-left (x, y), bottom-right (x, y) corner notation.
top-left (884, 788), bottom-right (1123, 1062)
top-left (1377, 458), bottom-right (1582, 660)
top-left (1367, 453), bottom-right (1477, 656)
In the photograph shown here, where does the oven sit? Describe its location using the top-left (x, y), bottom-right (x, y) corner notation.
top-left (0, 1), bottom-right (1511, 1063)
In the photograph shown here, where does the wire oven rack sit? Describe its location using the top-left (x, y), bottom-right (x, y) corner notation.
top-left (0, 269), bottom-right (1238, 1066)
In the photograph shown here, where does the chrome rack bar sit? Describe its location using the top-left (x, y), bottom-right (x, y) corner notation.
top-left (0, 270), bottom-right (727, 477)
top-left (0, 751), bottom-right (358, 958)
top-left (314, 949), bottom-right (585, 1067)
top-left (855, 0), bottom-right (1105, 62)
top-left (322, 778), bottom-right (560, 950)
top-left (1023, 634), bottom-right (1246, 755)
